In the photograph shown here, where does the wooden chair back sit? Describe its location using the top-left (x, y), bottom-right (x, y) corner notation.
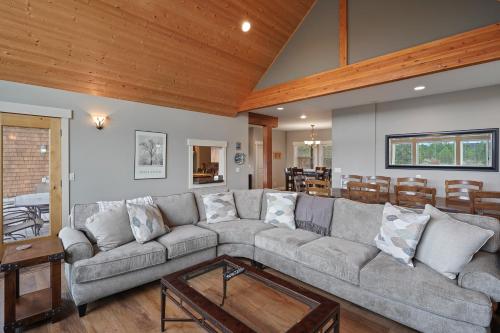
top-left (445, 180), bottom-right (483, 204)
top-left (347, 181), bottom-right (381, 204)
top-left (284, 168), bottom-right (294, 191)
top-left (397, 177), bottom-right (427, 187)
top-left (394, 185), bottom-right (436, 208)
top-left (471, 191), bottom-right (500, 220)
top-left (294, 175), bottom-right (307, 193)
top-left (305, 179), bottom-right (331, 197)
top-left (341, 175), bottom-right (363, 189)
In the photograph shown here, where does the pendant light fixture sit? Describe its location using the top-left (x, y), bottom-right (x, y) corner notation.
top-left (304, 124), bottom-right (321, 145)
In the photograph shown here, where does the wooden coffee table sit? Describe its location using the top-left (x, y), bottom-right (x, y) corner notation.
top-left (160, 255), bottom-right (339, 333)
top-left (1, 237), bottom-right (64, 333)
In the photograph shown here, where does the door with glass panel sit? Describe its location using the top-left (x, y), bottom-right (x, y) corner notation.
top-left (0, 113), bottom-right (61, 250)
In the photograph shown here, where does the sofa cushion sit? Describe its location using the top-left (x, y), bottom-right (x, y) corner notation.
top-left (156, 225), bottom-right (217, 259)
top-left (85, 206), bottom-right (135, 251)
top-left (70, 203), bottom-right (99, 242)
top-left (331, 198), bottom-right (384, 247)
top-left (297, 236), bottom-right (379, 285)
top-left (458, 251), bottom-right (500, 302)
top-left (255, 228), bottom-right (320, 261)
top-left (127, 202), bottom-right (168, 244)
top-left (202, 192), bottom-right (239, 224)
top-left (153, 193), bottom-right (199, 226)
top-left (448, 211), bottom-right (500, 253)
top-left (198, 219), bottom-right (274, 245)
top-left (73, 241), bottom-right (166, 283)
top-left (233, 189), bottom-right (263, 219)
top-left (264, 192), bottom-right (298, 230)
top-left (360, 252), bottom-right (492, 327)
top-left (259, 189), bottom-right (279, 219)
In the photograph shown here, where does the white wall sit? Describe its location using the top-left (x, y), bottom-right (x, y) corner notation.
top-left (332, 85), bottom-right (500, 195)
top-left (0, 81), bottom-right (249, 205)
top-left (248, 127), bottom-right (286, 189)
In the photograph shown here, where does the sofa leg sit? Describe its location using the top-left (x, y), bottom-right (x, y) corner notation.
top-left (77, 304), bottom-right (87, 317)
top-left (251, 260), bottom-right (264, 269)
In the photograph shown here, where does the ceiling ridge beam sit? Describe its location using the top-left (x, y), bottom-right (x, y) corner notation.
top-left (238, 23), bottom-right (500, 112)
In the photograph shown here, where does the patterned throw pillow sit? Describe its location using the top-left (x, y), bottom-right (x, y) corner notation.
top-left (264, 192), bottom-right (298, 230)
top-left (202, 192), bottom-right (239, 224)
top-left (375, 203), bottom-right (430, 266)
top-left (126, 202), bottom-right (168, 243)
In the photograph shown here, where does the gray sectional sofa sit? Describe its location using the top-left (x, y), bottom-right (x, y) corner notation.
top-left (59, 189), bottom-right (500, 333)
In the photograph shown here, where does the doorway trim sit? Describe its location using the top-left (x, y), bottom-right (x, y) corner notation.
top-left (0, 101), bottom-right (72, 227)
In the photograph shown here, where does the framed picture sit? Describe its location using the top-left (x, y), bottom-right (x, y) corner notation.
top-left (134, 130), bottom-right (167, 179)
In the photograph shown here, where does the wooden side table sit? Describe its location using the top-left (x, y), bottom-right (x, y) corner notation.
top-left (1, 237), bottom-right (64, 333)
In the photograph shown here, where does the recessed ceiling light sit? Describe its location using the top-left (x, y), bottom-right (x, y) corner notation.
top-left (414, 85), bottom-right (426, 91)
top-left (300, 115), bottom-right (307, 119)
top-left (276, 107), bottom-right (284, 110)
top-left (241, 21), bottom-right (251, 32)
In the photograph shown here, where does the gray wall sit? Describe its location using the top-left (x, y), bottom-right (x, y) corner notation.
top-left (256, 0), bottom-right (499, 89)
top-left (0, 81), bottom-right (249, 205)
top-left (255, 0), bottom-right (339, 89)
top-left (349, 0), bottom-right (500, 63)
top-left (332, 85), bottom-right (500, 195)
top-left (286, 128), bottom-right (332, 167)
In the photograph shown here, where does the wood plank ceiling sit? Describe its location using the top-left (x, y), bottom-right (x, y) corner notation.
top-left (0, 0), bottom-right (315, 116)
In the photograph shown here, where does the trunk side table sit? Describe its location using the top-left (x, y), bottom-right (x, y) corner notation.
top-left (1, 237), bottom-right (64, 333)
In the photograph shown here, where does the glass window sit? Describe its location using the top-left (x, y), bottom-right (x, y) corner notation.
top-left (293, 141), bottom-right (332, 169)
top-left (295, 144), bottom-right (313, 169)
top-left (386, 129), bottom-right (498, 171)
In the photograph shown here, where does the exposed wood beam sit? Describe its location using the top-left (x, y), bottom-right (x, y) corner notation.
top-left (339, 0), bottom-right (348, 67)
top-left (249, 112), bottom-right (278, 188)
top-left (239, 23), bottom-right (500, 112)
top-left (248, 112), bottom-right (278, 128)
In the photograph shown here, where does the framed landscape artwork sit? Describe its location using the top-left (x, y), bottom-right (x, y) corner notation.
top-left (134, 130), bottom-right (167, 179)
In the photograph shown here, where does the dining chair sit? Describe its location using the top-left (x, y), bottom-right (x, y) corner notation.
top-left (341, 175), bottom-right (363, 189)
top-left (471, 191), bottom-right (500, 220)
top-left (294, 175), bottom-right (308, 193)
top-left (394, 185), bottom-right (436, 208)
top-left (284, 168), bottom-right (294, 191)
top-left (445, 180), bottom-right (483, 207)
top-left (305, 179), bottom-right (331, 197)
top-left (347, 181), bottom-right (381, 204)
top-left (365, 176), bottom-right (391, 203)
top-left (3, 207), bottom-right (40, 241)
top-left (396, 177), bottom-right (428, 187)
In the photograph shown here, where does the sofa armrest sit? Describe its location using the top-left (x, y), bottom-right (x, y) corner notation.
top-left (458, 251), bottom-right (500, 302)
top-left (59, 227), bottom-right (94, 264)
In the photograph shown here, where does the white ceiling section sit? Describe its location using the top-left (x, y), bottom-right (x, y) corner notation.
top-left (254, 60), bottom-right (500, 131)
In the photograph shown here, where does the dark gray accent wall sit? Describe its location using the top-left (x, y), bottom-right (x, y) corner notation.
top-left (255, 0), bottom-right (339, 90)
top-left (257, 0), bottom-right (499, 90)
top-left (349, 0), bottom-right (500, 63)
top-left (0, 81), bottom-right (249, 205)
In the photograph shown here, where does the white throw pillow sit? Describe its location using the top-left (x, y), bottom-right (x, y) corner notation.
top-left (415, 204), bottom-right (494, 279)
top-left (85, 205), bottom-right (134, 251)
top-left (202, 192), bottom-right (239, 224)
top-left (264, 192), bottom-right (298, 230)
top-left (126, 202), bottom-right (168, 243)
top-left (375, 203), bottom-right (430, 266)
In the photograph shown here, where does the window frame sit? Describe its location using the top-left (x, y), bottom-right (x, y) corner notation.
top-left (293, 141), bottom-right (332, 169)
top-left (385, 128), bottom-right (498, 171)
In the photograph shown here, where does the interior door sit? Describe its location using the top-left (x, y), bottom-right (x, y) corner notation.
top-left (255, 142), bottom-right (263, 189)
top-left (0, 113), bottom-right (61, 250)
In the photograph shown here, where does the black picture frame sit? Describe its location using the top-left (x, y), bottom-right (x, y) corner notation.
top-left (385, 128), bottom-right (499, 172)
top-left (134, 130), bottom-right (168, 180)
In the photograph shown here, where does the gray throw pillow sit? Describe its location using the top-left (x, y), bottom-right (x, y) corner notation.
top-left (264, 192), bottom-right (298, 230)
top-left (415, 205), bottom-right (494, 279)
top-left (202, 192), bottom-right (239, 224)
top-left (375, 203), bottom-right (430, 266)
top-left (85, 206), bottom-right (134, 251)
top-left (126, 202), bottom-right (168, 243)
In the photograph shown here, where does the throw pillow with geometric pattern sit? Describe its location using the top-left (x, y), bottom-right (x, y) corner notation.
top-left (202, 192), bottom-right (239, 224)
top-left (375, 203), bottom-right (430, 267)
top-left (264, 192), bottom-right (298, 230)
top-left (126, 202), bottom-right (168, 243)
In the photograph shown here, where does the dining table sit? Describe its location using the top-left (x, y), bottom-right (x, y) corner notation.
top-left (13, 192), bottom-right (50, 218)
top-left (329, 188), bottom-right (472, 213)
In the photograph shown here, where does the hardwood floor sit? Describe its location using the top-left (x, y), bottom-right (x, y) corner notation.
top-left (0, 261), bottom-right (449, 333)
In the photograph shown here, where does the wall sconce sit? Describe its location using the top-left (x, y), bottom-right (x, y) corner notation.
top-left (93, 116), bottom-right (106, 130)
